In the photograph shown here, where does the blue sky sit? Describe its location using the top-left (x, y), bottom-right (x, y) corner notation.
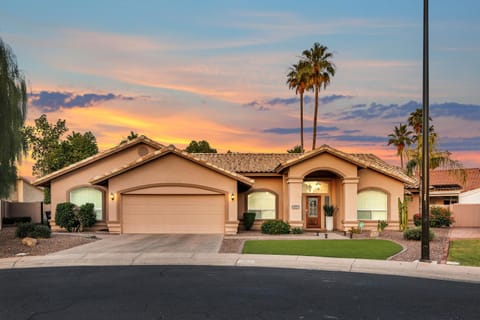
top-left (1, 0), bottom-right (479, 176)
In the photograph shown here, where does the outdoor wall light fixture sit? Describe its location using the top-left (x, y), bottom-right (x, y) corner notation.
top-left (231, 193), bottom-right (235, 201)
top-left (110, 192), bottom-right (115, 200)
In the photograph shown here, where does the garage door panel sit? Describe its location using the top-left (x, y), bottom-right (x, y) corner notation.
top-left (122, 194), bottom-right (224, 234)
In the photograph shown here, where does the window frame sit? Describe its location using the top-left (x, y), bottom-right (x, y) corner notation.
top-left (357, 189), bottom-right (389, 221)
top-left (246, 189), bottom-right (278, 221)
top-left (68, 186), bottom-right (105, 221)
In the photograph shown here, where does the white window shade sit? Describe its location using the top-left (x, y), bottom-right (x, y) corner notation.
top-left (247, 192), bottom-right (276, 220)
top-left (357, 190), bottom-right (387, 220)
top-left (70, 187), bottom-right (103, 221)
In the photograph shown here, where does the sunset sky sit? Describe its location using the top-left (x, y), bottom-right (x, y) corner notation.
top-left (1, 0), bottom-right (479, 178)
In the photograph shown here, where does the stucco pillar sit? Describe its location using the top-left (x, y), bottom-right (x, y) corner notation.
top-left (287, 177), bottom-right (303, 228)
top-left (342, 177), bottom-right (359, 229)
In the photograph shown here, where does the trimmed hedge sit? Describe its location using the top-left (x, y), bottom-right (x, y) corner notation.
top-left (15, 222), bottom-right (51, 238)
top-left (291, 227), bottom-right (304, 234)
top-left (261, 220), bottom-right (291, 235)
top-left (55, 202), bottom-right (80, 232)
top-left (243, 212), bottom-right (256, 230)
top-left (2, 216), bottom-right (31, 225)
top-left (403, 228), bottom-right (435, 241)
top-left (79, 203), bottom-right (96, 229)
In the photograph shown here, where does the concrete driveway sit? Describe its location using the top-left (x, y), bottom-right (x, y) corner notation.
top-left (50, 234), bottom-right (223, 255)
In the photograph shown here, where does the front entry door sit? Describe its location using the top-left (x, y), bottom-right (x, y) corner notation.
top-left (306, 196), bottom-right (322, 228)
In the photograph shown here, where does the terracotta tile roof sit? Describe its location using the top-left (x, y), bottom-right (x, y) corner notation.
top-left (194, 153), bottom-right (299, 173)
top-left (90, 145), bottom-right (255, 186)
top-left (33, 135), bottom-right (164, 187)
top-left (197, 146), bottom-right (415, 184)
top-left (430, 168), bottom-right (480, 192)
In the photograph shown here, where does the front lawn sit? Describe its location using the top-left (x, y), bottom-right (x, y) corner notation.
top-left (448, 240), bottom-right (480, 266)
top-left (242, 239), bottom-right (403, 260)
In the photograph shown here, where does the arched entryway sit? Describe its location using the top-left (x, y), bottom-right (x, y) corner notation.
top-left (302, 170), bottom-right (342, 230)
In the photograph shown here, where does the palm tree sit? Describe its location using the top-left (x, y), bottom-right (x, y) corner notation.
top-left (387, 123), bottom-right (413, 169)
top-left (286, 61), bottom-right (310, 152)
top-left (0, 38), bottom-right (27, 198)
top-left (301, 42), bottom-right (336, 150)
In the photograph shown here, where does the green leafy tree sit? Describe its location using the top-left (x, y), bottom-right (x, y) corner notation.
top-left (185, 140), bottom-right (217, 153)
top-left (120, 131), bottom-right (139, 144)
top-left (23, 114), bottom-right (98, 176)
top-left (287, 145), bottom-right (303, 153)
top-left (387, 123), bottom-right (413, 169)
top-left (286, 60), bottom-right (310, 152)
top-left (0, 38), bottom-right (27, 198)
top-left (301, 42), bottom-right (336, 150)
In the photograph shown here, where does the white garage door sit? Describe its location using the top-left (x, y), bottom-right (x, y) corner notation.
top-left (122, 194), bottom-right (225, 234)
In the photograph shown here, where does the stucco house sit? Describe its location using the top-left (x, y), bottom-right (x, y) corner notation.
top-left (33, 136), bottom-right (415, 234)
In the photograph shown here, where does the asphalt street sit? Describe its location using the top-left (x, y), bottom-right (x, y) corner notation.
top-left (1, 265), bottom-right (479, 320)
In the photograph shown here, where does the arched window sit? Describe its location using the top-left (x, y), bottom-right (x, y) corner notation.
top-left (247, 191), bottom-right (276, 220)
top-left (70, 187), bottom-right (104, 221)
top-left (357, 190), bottom-right (387, 220)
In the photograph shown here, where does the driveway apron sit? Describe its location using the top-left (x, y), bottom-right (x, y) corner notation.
top-left (50, 234), bottom-right (223, 255)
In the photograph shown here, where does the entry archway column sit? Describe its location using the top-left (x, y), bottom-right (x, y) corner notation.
top-left (287, 177), bottom-right (303, 228)
top-left (342, 177), bottom-right (359, 229)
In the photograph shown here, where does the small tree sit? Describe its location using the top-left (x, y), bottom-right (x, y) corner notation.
top-left (185, 140), bottom-right (217, 153)
top-left (287, 145), bottom-right (303, 153)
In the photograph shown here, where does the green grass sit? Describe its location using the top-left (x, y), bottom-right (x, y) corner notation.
top-left (242, 239), bottom-right (403, 260)
top-left (448, 240), bottom-right (480, 267)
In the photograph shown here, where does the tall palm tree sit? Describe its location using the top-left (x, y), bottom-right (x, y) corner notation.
top-left (301, 42), bottom-right (336, 150)
top-left (286, 61), bottom-right (310, 152)
top-left (0, 38), bottom-right (27, 198)
top-left (387, 123), bottom-right (413, 169)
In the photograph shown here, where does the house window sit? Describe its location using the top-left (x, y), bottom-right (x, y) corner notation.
top-left (357, 190), bottom-right (387, 220)
top-left (247, 191), bottom-right (276, 220)
top-left (303, 181), bottom-right (329, 194)
top-left (70, 187), bottom-right (104, 221)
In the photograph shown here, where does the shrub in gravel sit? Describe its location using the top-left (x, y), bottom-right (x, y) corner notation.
top-left (31, 225), bottom-right (51, 238)
top-left (261, 220), bottom-right (291, 235)
top-left (413, 213), bottom-right (421, 227)
top-left (430, 206), bottom-right (454, 227)
top-left (15, 222), bottom-right (36, 238)
top-left (403, 228), bottom-right (434, 241)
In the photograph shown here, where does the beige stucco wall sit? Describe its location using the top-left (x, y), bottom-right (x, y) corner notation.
top-left (106, 154), bottom-right (238, 231)
top-left (286, 153), bottom-right (359, 230)
top-left (238, 175), bottom-right (283, 229)
top-left (50, 143), bottom-right (156, 226)
top-left (357, 168), bottom-right (405, 229)
top-left (20, 180), bottom-right (44, 202)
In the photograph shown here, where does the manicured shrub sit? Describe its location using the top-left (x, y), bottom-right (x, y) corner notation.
top-left (2, 216), bottom-right (31, 225)
top-left (291, 227), bottom-right (304, 234)
top-left (55, 202), bottom-right (80, 232)
top-left (261, 220), bottom-right (290, 235)
top-left (430, 206), bottom-right (454, 227)
top-left (403, 228), bottom-right (435, 241)
top-left (413, 213), bottom-right (421, 227)
top-left (15, 223), bottom-right (51, 238)
top-left (243, 212), bottom-right (256, 230)
top-left (15, 222), bottom-right (36, 238)
top-left (30, 225), bottom-right (51, 238)
top-left (79, 203), bottom-right (96, 230)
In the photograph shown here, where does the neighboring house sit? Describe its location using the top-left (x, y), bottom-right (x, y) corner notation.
top-left (2, 177), bottom-right (44, 203)
top-left (429, 168), bottom-right (480, 205)
top-left (1, 177), bottom-right (45, 225)
top-left (33, 136), bottom-right (415, 234)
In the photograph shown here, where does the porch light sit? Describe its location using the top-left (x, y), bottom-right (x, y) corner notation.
top-left (110, 192), bottom-right (115, 200)
top-left (231, 193), bottom-right (235, 201)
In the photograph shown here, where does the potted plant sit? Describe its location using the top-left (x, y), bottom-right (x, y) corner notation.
top-left (323, 204), bottom-right (336, 231)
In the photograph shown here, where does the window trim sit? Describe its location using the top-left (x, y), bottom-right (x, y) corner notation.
top-left (245, 189), bottom-right (278, 220)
